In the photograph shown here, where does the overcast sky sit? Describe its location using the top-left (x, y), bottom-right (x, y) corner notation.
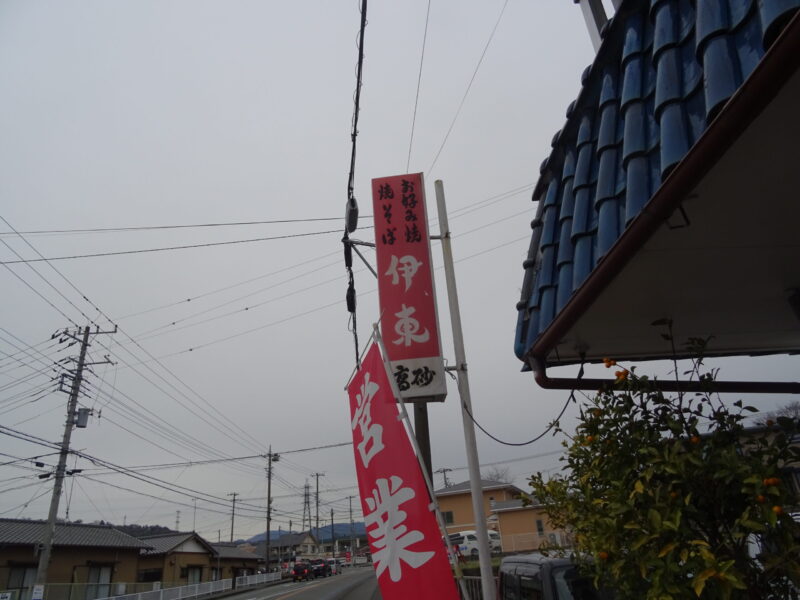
top-left (1, 1), bottom-right (796, 542)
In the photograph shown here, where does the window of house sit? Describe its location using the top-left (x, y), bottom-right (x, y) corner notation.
top-left (443, 511), bottom-right (454, 525)
top-left (137, 569), bottom-right (163, 583)
top-left (8, 565), bottom-right (37, 600)
top-left (85, 565), bottom-right (112, 600)
top-left (536, 519), bottom-right (544, 535)
top-left (186, 566), bottom-right (202, 584)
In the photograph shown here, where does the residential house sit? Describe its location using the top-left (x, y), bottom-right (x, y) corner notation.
top-left (491, 500), bottom-right (572, 553)
top-left (253, 531), bottom-right (319, 564)
top-left (434, 479), bottom-right (523, 535)
top-left (207, 544), bottom-right (258, 580)
top-left (136, 532), bottom-right (216, 585)
top-left (0, 518), bottom-right (149, 600)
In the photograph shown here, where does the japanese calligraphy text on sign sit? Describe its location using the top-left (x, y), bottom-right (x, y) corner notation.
top-left (348, 343), bottom-right (459, 600)
top-left (372, 173), bottom-right (446, 402)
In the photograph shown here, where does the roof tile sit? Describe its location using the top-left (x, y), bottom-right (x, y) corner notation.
top-left (514, 0), bottom-right (799, 363)
top-left (0, 519), bottom-right (149, 549)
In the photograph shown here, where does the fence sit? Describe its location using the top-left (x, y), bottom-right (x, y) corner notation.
top-left (233, 573), bottom-right (281, 589)
top-left (105, 579), bottom-right (232, 600)
top-left (458, 576), bottom-right (497, 600)
top-left (9, 571), bottom-right (283, 600)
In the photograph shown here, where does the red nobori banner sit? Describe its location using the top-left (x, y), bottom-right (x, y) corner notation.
top-left (348, 343), bottom-right (458, 600)
top-left (372, 173), bottom-right (446, 401)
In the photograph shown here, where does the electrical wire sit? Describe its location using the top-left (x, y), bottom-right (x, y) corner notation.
top-left (1, 237), bottom-right (100, 325)
top-left (406, 0), bottom-right (432, 172)
top-left (0, 216), bottom-right (351, 237)
top-left (116, 183), bottom-right (530, 326)
top-left (428, 0), bottom-right (510, 173)
top-left (0, 229), bottom-right (342, 265)
top-left (460, 365), bottom-right (584, 446)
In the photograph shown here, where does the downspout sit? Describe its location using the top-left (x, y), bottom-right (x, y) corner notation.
top-left (529, 11), bottom-right (800, 395)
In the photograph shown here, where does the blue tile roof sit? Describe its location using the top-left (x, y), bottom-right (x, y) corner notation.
top-left (514, 0), bottom-right (799, 364)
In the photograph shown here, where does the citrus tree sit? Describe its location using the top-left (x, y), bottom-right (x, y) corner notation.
top-left (530, 345), bottom-right (800, 599)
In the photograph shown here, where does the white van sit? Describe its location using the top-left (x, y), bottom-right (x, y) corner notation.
top-left (449, 530), bottom-right (502, 557)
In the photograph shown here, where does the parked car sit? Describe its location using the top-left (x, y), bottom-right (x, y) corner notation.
top-left (498, 553), bottom-right (614, 599)
top-left (291, 562), bottom-right (314, 582)
top-left (453, 529), bottom-right (502, 555)
top-left (310, 558), bottom-right (332, 577)
top-left (327, 558), bottom-right (342, 574)
top-left (447, 530), bottom-right (502, 558)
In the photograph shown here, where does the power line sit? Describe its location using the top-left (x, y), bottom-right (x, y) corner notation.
top-left (1, 218), bottom-right (274, 459)
top-left (0, 229), bottom-right (341, 265)
top-left (428, 0), bottom-right (510, 173)
top-left (1, 237), bottom-right (99, 325)
top-left (116, 183), bottom-right (531, 324)
top-left (406, 0), bottom-right (432, 172)
top-left (0, 216), bottom-right (352, 237)
top-left (0, 425), bottom-right (267, 514)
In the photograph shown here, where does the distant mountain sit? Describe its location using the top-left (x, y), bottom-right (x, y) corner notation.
top-left (110, 523), bottom-right (177, 537)
top-left (246, 522), bottom-right (366, 544)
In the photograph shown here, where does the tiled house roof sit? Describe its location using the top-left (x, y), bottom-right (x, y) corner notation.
top-left (514, 0), bottom-right (800, 365)
top-left (210, 543), bottom-right (259, 560)
top-left (0, 518), bottom-right (149, 549)
top-left (138, 532), bottom-right (215, 556)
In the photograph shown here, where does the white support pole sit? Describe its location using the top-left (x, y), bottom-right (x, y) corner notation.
top-left (434, 180), bottom-right (495, 600)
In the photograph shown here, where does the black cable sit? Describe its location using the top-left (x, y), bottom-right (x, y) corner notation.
top-left (0, 229), bottom-right (342, 265)
top-left (406, 0), bottom-right (432, 172)
top-left (462, 364), bottom-right (583, 446)
top-left (1, 261), bottom-right (79, 326)
top-left (1, 237), bottom-right (99, 325)
top-left (347, 0), bottom-right (368, 207)
top-left (344, 0), bottom-right (368, 369)
top-left (0, 216), bottom-right (353, 237)
top-left (428, 0), bottom-right (510, 173)
top-left (3, 217), bottom-right (273, 458)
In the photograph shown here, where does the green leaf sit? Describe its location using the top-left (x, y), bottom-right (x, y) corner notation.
top-left (658, 542), bottom-right (677, 558)
top-left (648, 509), bottom-right (662, 529)
top-left (693, 569), bottom-right (716, 596)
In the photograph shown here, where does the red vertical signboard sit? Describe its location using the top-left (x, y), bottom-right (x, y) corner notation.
top-left (348, 343), bottom-right (459, 600)
top-left (372, 173), bottom-right (446, 401)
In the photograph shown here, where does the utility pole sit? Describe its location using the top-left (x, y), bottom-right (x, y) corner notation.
top-left (348, 495), bottom-right (354, 559)
top-left (301, 484), bottom-right (310, 533)
top-left (313, 473), bottom-right (324, 541)
top-left (192, 499), bottom-right (197, 531)
top-left (436, 180), bottom-right (495, 600)
top-left (176, 510), bottom-right (181, 531)
top-left (35, 325), bottom-right (113, 595)
top-left (330, 509), bottom-right (335, 559)
top-left (435, 467), bottom-right (453, 488)
top-left (265, 448), bottom-right (279, 571)
top-left (227, 492), bottom-right (239, 542)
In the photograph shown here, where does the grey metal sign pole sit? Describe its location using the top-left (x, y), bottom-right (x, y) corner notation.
top-left (434, 180), bottom-right (496, 600)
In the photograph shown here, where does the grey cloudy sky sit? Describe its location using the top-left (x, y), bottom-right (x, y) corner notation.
top-left (1, 1), bottom-right (795, 541)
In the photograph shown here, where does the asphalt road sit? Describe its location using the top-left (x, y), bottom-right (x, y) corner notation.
top-left (226, 568), bottom-right (382, 600)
